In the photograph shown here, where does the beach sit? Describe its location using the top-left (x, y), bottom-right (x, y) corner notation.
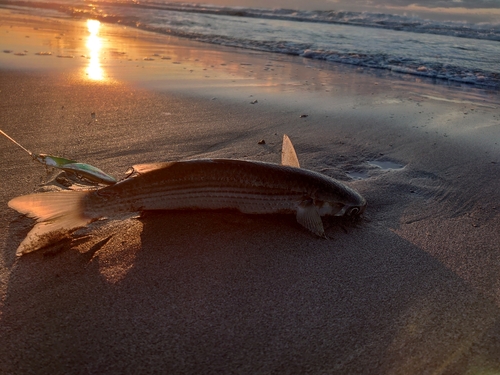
top-left (1, 9), bottom-right (500, 374)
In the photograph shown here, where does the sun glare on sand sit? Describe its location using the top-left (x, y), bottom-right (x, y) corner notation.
top-left (86, 19), bottom-right (104, 81)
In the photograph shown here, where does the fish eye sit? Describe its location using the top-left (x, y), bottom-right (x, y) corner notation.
top-left (347, 207), bottom-right (360, 216)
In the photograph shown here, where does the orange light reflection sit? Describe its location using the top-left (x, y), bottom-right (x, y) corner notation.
top-left (86, 19), bottom-right (104, 80)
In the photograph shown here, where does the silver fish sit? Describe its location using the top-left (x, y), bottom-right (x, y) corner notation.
top-left (8, 135), bottom-right (366, 256)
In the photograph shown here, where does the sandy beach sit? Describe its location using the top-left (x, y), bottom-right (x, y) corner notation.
top-left (1, 9), bottom-right (500, 374)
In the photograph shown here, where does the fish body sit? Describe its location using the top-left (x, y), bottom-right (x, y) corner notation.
top-left (8, 136), bottom-right (366, 256)
top-left (84, 159), bottom-right (365, 219)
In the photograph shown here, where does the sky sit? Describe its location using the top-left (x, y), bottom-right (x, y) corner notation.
top-left (168, 0), bottom-right (500, 22)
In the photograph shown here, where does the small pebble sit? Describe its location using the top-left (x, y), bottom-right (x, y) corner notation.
top-left (300, 114), bottom-right (308, 118)
top-left (258, 139), bottom-right (265, 145)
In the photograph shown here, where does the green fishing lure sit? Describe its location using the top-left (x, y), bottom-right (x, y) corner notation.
top-left (1, 130), bottom-right (116, 185)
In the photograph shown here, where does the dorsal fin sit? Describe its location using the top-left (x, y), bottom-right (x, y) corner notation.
top-left (281, 134), bottom-right (300, 168)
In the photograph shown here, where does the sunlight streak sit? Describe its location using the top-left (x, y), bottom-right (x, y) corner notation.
top-left (85, 19), bottom-right (104, 81)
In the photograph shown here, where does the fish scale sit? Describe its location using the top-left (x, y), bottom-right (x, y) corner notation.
top-left (83, 159), bottom-right (364, 218)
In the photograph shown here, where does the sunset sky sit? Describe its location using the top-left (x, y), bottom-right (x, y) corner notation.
top-left (169, 0), bottom-right (500, 22)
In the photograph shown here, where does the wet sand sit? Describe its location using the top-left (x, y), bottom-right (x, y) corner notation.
top-left (1, 10), bottom-right (500, 374)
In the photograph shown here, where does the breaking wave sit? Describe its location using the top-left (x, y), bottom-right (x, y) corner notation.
top-left (4, 0), bottom-right (500, 89)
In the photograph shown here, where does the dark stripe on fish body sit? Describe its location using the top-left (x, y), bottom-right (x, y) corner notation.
top-left (83, 159), bottom-right (365, 217)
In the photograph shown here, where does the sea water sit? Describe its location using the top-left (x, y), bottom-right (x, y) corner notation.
top-left (3, 0), bottom-right (500, 89)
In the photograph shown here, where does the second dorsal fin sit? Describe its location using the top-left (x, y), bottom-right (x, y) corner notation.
top-left (281, 134), bottom-right (300, 168)
top-left (125, 162), bottom-right (175, 178)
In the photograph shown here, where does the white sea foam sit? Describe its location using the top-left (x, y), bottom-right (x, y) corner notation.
top-left (101, 1), bottom-right (500, 41)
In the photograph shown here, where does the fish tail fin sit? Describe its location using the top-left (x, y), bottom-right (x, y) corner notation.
top-left (8, 191), bottom-right (94, 256)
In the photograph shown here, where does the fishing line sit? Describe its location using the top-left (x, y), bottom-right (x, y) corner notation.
top-left (1, 128), bottom-right (116, 185)
top-left (0, 129), bottom-right (34, 157)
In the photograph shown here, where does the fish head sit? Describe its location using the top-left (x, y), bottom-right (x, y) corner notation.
top-left (344, 202), bottom-right (367, 218)
top-left (316, 199), bottom-right (366, 218)
top-left (313, 179), bottom-right (367, 219)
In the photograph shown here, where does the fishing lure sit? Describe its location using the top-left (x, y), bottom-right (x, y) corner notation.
top-left (0, 129), bottom-right (116, 185)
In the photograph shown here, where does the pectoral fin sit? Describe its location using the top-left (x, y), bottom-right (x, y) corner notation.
top-left (281, 134), bottom-right (300, 168)
top-left (296, 199), bottom-right (326, 238)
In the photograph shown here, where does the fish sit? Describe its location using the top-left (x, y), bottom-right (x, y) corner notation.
top-left (8, 135), bottom-right (366, 256)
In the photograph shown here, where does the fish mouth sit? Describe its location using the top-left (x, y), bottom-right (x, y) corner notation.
top-left (318, 201), bottom-right (366, 218)
top-left (345, 202), bottom-right (367, 218)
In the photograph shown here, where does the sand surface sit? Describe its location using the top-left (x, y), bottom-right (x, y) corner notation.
top-left (1, 10), bottom-right (500, 374)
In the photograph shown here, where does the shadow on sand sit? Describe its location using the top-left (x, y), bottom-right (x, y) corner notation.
top-left (1, 207), bottom-right (500, 374)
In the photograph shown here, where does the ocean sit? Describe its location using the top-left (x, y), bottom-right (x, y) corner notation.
top-left (2, 0), bottom-right (500, 89)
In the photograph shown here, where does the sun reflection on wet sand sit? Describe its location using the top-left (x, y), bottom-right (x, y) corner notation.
top-left (86, 19), bottom-right (104, 80)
